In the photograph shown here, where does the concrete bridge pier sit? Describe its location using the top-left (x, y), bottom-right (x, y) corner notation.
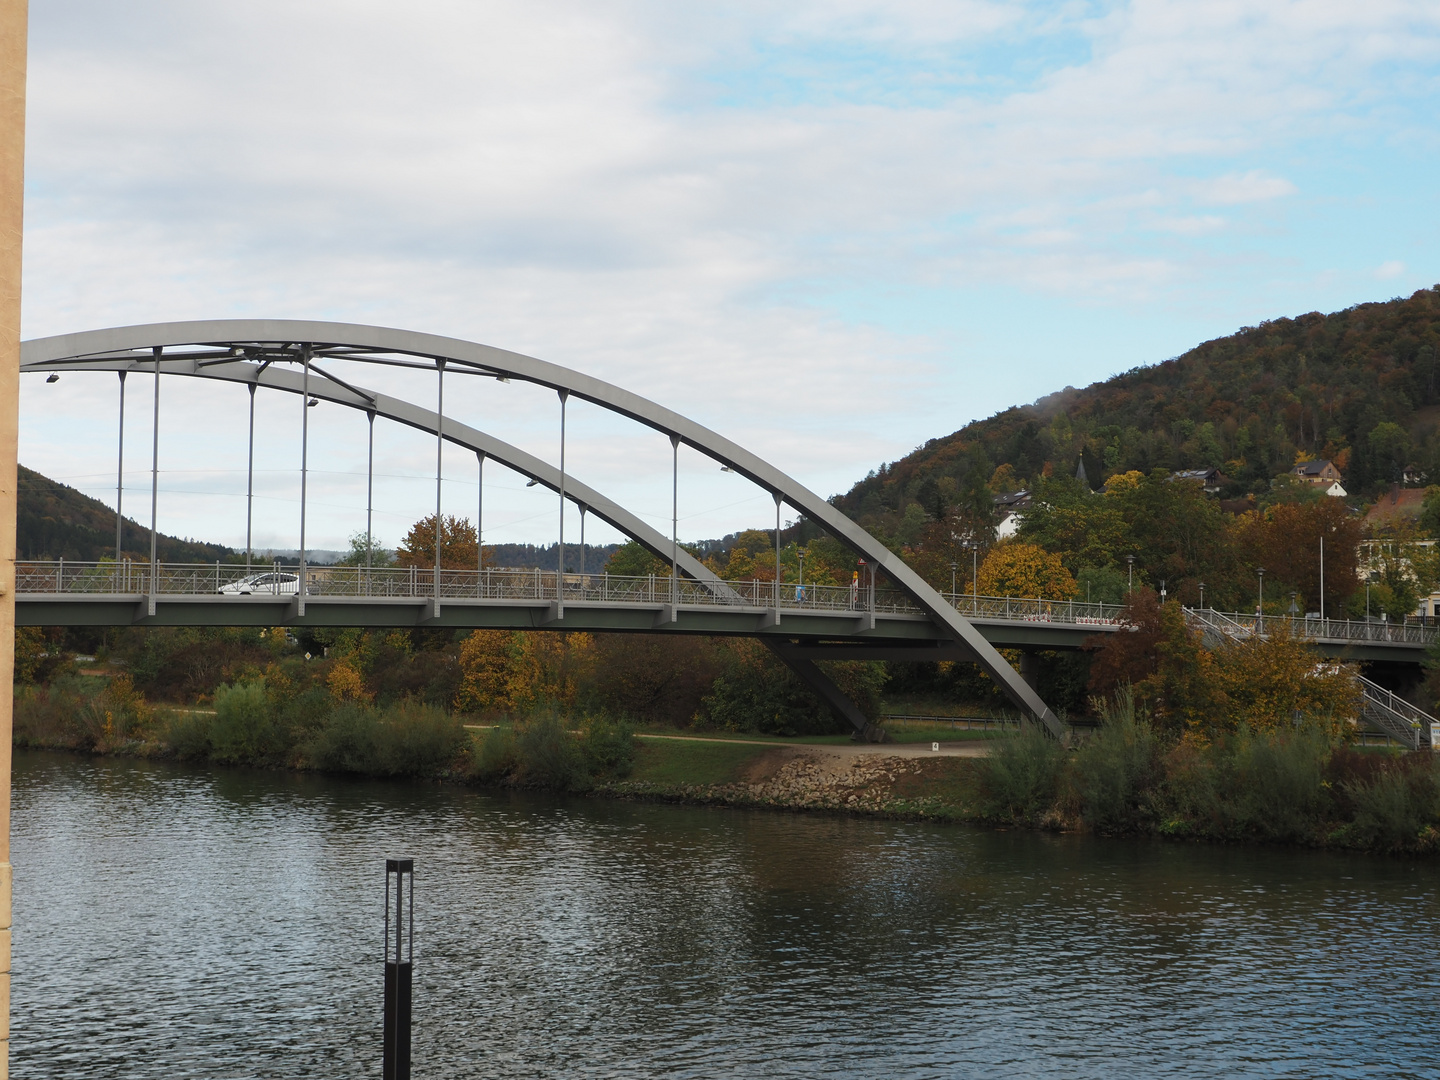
top-left (766, 640), bottom-right (891, 743)
top-left (1019, 648), bottom-right (1041, 691)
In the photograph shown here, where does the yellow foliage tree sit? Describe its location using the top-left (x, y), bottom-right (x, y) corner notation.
top-left (455, 629), bottom-right (519, 712)
top-left (1102, 470), bottom-right (1145, 495)
top-left (327, 660), bottom-right (372, 704)
top-left (508, 632), bottom-right (597, 712)
top-left (456, 630), bottom-right (597, 713)
top-left (1210, 626), bottom-right (1359, 738)
top-left (976, 543), bottom-right (1078, 600)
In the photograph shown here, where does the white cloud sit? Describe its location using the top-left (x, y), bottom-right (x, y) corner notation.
top-left (1195, 172), bottom-right (1298, 206)
top-left (1375, 259), bottom-right (1406, 279)
top-left (18, 0), bottom-right (1440, 545)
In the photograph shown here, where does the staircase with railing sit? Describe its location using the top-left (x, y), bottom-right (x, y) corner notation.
top-left (1183, 608), bottom-right (1435, 750)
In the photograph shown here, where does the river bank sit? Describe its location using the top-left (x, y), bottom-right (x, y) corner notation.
top-left (14, 677), bottom-right (1440, 856)
top-left (603, 733), bottom-right (1440, 858)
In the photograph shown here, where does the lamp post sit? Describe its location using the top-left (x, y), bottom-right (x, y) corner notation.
top-left (384, 859), bottom-right (414, 1080)
top-left (1257, 568), bottom-right (1265, 625)
top-left (1198, 582), bottom-right (1205, 610)
top-left (1289, 591), bottom-right (1298, 618)
top-left (950, 561), bottom-right (957, 597)
top-left (1126, 554), bottom-right (1135, 593)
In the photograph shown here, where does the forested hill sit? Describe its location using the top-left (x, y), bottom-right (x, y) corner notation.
top-left (18, 465), bottom-right (232, 562)
top-left (836, 286), bottom-right (1440, 526)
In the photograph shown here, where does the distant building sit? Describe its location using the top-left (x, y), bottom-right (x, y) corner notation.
top-left (993, 489), bottom-right (1031, 540)
top-left (1170, 467), bottom-right (1228, 495)
top-left (1403, 465), bottom-right (1429, 486)
top-left (1291, 459), bottom-right (1347, 497)
top-left (1294, 460), bottom-right (1342, 484)
top-left (1364, 484), bottom-right (1426, 528)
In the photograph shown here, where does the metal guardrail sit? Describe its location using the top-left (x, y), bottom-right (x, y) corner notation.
top-left (1184, 608), bottom-right (1435, 750)
top-left (1184, 604), bottom-right (1438, 649)
top-left (15, 559), bottom-right (1130, 624)
top-left (1355, 674), bottom-right (1433, 750)
top-left (14, 560), bottom-right (1440, 650)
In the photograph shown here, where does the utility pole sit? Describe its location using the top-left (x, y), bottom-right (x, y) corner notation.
top-left (0, 4), bottom-right (26, 1074)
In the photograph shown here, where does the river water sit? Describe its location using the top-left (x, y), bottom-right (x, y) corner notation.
top-left (10, 750), bottom-right (1439, 1078)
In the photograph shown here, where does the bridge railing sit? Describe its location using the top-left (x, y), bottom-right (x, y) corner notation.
top-left (1185, 606), bottom-right (1439, 648)
top-left (944, 594), bottom-right (1126, 626)
top-left (14, 560), bottom-right (1121, 621)
top-left (12, 560), bottom-right (1440, 646)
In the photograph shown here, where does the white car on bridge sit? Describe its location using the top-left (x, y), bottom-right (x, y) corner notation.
top-left (218, 572), bottom-right (300, 596)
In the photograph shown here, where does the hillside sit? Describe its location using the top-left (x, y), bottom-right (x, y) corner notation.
top-left (836, 287), bottom-right (1440, 531)
top-left (17, 465), bottom-right (232, 563)
top-left (16, 465), bottom-right (622, 570)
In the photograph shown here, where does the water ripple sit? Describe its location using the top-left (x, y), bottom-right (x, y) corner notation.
top-left (10, 752), bottom-right (1439, 1079)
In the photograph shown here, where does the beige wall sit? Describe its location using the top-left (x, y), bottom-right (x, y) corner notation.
top-left (0, 2), bottom-right (27, 1076)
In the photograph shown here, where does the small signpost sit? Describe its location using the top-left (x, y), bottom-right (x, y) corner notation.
top-left (384, 858), bottom-right (414, 1080)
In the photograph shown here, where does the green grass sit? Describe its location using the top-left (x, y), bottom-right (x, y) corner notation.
top-left (628, 738), bottom-right (772, 786)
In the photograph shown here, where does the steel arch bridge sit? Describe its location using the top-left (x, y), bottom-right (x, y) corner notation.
top-left (20, 319), bottom-right (1078, 739)
top-left (19, 322), bottom-right (1440, 738)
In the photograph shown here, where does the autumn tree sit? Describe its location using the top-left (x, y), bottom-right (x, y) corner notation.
top-left (454, 630), bottom-right (597, 713)
top-left (977, 542), bottom-right (1077, 600)
top-left (1210, 627), bottom-right (1359, 738)
top-left (506, 632), bottom-right (596, 712)
top-left (1086, 589), bottom-right (1165, 703)
top-left (455, 630), bottom-right (519, 713)
top-left (1234, 498), bottom-right (1361, 614)
top-left (395, 514), bottom-right (480, 570)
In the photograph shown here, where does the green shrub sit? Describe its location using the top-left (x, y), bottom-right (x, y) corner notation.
top-left (580, 715), bottom-right (637, 779)
top-left (980, 721), bottom-right (1063, 822)
top-left (1233, 726), bottom-right (1330, 841)
top-left (303, 702), bottom-right (381, 773)
top-left (14, 675), bottom-right (153, 752)
top-left (1162, 726), bottom-right (1331, 841)
top-left (471, 725), bottom-right (518, 781)
top-left (210, 679), bottom-right (283, 764)
top-left (1343, 756), bottom-right (1440, 851)
top-left (697, 641), bottom-right (852, 736)
top-left (373, 699), bottom-right (466, 776)
top-left (163, 709), bottom-right (214, 760)
top-left (514, 711), bottom-right (589, 790)
top-left (1069, 688), bottom-right (1163, 832)
top-left (303, 699), bottom-right (465, 777)
top-left (13, 684), bottom-right (77, 748)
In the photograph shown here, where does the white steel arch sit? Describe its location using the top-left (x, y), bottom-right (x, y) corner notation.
top-left (21, 320), bottom-right (1063, 736)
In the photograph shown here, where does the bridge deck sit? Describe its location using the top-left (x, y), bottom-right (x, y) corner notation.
top-left (14, 561), bottom-right (1435, 661)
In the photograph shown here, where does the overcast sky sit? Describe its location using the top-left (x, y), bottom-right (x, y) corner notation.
top-left (18, 1), bottom-right (1440, 554)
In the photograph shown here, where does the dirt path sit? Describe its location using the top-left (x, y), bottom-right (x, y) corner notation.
top-left (635, 732), bottom-right (989, 759)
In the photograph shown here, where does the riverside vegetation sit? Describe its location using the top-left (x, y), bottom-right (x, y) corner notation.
top-left (12, 610), bottom-right (1440, 855)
